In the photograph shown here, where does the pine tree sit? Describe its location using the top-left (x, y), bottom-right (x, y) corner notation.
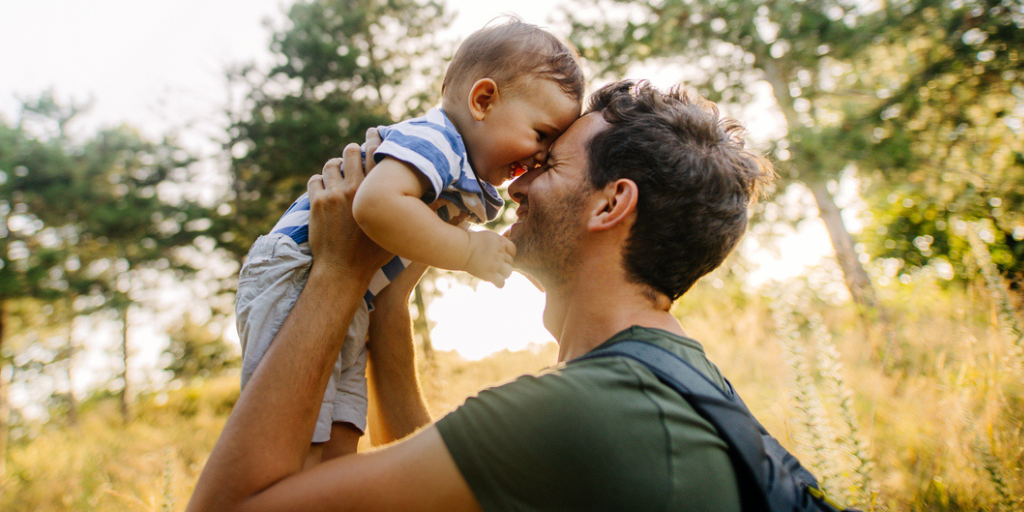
top-left (1, 92), bottom-right (212, 426)
top-left (217, 0), bottom-right (450, 260)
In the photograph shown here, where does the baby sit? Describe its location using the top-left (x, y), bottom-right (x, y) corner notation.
top-left (235, 18), bottom-right (585, 459)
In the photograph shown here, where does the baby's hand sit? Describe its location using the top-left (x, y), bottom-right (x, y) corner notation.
top-left (464, 230), bottom-right (516, 288)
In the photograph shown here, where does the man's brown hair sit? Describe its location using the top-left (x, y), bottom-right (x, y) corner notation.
top-left (441, 17), bottom-right (585, 105)
top-left (585, 80), bottom-right (776, 301)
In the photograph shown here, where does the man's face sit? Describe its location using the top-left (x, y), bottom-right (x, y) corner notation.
top-left (506, 113), bottom-right (608, 284)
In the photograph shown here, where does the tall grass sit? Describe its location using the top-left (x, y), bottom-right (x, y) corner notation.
top-left (769, 293), bottom-right (844, 497)
top-left (964, 221), bottom-right (1024, 512)
top-left (2, 269), bottom-right (1022, 511)
top-left (809, 312), bottom-right (875, 506)
top-left (672, 267), bottom-right (1024, 511)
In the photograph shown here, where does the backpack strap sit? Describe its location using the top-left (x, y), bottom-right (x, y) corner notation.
top-left (575, 340), bottom-right (835, 512)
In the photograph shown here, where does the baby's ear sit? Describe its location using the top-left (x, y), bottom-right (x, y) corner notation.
top-left (468, 78), bottom-right (499, 121)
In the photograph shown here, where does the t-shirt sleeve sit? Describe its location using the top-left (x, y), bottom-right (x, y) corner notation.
top-left (373, 119), bottom-right (464, 204)
top-left (434, 363), bottom-right (676, 512)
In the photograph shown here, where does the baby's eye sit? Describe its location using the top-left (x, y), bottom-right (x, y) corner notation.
top-left (536, 130), bottom-right (549, 142)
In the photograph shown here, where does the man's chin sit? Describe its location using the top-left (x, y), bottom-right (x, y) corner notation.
top-left (511, 264), bottom-right (546, 293)
top-left (511, 251), bottom-right (537, 275)
top-left (506, 221), bottom-right (523, 242)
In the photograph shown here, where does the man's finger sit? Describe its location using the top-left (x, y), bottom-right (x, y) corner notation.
top-left (321, 158), bottom-right (343, 188)
top-left (364, 128), bottom-right (382, 174)
top-left (340, 143), bottom-right (364, 186)
top-left (308, 173), bottom-right (325, 190)
top-left (427, 199), bottom-right (451, 213)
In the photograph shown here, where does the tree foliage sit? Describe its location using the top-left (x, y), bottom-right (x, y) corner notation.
top-left (163, 314), bottom-right (239, 382)
top-left (219, 0), bottom-right (450, 260)
top-left (855, 0), bottom-right (1024, 288)
top-left (1, 91), bottom-right (213, 422)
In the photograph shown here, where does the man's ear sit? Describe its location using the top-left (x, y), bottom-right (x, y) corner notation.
top-left (468, 78), bottom-right (499, 121)
top-left (588, 179), bottom-right (638, 232)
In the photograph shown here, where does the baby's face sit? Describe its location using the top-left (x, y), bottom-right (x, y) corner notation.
top-left (467, 78), bottom-right (580, 187)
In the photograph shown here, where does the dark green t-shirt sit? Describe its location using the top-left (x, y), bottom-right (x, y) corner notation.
top-left (435, 326), bottom-right (742, 512)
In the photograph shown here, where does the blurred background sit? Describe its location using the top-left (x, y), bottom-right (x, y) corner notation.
top-left (1, 0), bottom-right (1022, 510)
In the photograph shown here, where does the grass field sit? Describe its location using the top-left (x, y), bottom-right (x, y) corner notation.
top-left (2, 276), bottom-right (1022, 511)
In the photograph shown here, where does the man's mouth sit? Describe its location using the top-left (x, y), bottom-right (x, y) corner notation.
top-left (514, 203), bottom-right (528, 222)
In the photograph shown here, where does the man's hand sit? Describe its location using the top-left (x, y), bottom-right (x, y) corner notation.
top-left (307, 130), bottom-right (393, 281)
top-left (463, 230), bottom-right (516, 288)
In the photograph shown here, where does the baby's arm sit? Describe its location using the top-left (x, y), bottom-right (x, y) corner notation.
top-left (352, 157), bottom-right (515, 287)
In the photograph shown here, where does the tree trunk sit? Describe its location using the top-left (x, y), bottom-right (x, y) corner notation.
top-left (808, 182), bottom-right (878, 310)
top-left (64, 319), bottom-right (79, 426)
top-left (762, 58), bottom-right (880, 311)
top-left (119, 305), bottom-right (131, 423)
top-left (412, 283), bottom-right (434, 362)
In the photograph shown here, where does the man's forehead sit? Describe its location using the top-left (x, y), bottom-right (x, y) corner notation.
top-left (549, 112), bottom-right (608, 162)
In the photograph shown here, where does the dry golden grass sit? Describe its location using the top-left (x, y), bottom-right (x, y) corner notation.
top-left (2, 277), bottom-right (1021, 511)
top-left (670, 276), bottom-right (1024, 511)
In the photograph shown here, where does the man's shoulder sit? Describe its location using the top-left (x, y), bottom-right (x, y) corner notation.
top-left (439, 347), bottom-right (679, 435)
top-left (460, 327), bottom-right (720, 405)
top-left (593, 326), bottom-right (730, 389)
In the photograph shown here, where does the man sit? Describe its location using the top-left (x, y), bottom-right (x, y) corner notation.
top-left (187, 80), bottom-right (775, 512)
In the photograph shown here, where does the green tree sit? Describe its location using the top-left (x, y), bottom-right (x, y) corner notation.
top-left (1, 92), bottom-right (213, 425)
top-left (163, 314), bottom-right (239, 383)
top-left (855, 0), bottom-right (1024, 299)
top-left (72, 125), bottom-right (212, 421)
top-left (566, 0), bottom-right (890, 310)
top-left (218, 0), bottom-right (450, 259)
top-left (0, 95), bottom-right (89, 473)
top-left (217, 0), bottom-right (452, 356)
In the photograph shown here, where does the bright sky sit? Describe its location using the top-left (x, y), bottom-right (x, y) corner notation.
top-left (1, 0), bottom-right (840, 404)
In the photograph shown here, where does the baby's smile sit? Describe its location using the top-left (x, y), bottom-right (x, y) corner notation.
top-left (510, 162), bottom-right (529, 179)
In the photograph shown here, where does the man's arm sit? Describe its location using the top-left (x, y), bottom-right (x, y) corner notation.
top-left (366, 260), bottom-right (433, 445)
top-left (186, 145), bottom-right (482, 512)
top-left (365, 199), bottom-right (470, 445)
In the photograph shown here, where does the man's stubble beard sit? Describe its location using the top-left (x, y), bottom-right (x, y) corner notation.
top-left (512, 184), bottom-right (590, 288)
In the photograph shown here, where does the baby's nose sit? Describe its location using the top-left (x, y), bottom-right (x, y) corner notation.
top-left (534, 147), bottom-right (548, 166)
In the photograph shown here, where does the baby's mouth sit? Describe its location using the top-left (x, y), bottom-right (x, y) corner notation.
top-left (510, 162), bottom-right (528, 178)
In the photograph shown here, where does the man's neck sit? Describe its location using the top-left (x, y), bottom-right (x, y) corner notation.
top-left (541, 260), bottom-right (685, 362)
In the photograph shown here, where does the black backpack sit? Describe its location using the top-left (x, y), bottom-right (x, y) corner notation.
top-left (574, 340), bottom-right (859, 512)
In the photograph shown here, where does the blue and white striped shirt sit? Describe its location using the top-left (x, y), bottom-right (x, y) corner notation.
top-left (268, 108), bottom-right (504, 306)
